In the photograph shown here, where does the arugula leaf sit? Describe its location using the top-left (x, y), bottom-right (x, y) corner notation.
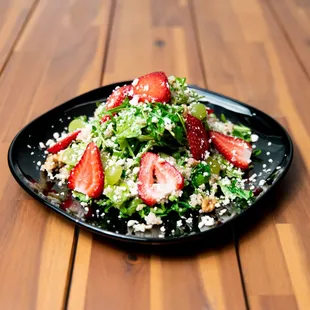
top-left (191, 163), bottom-right (211, 188)
top-left (232, 124), bottom-right (251, 142)
top-left (219, 179), bottom-right (253, 200)
top-left (72, 191), bottom-right (92, 203)
top-left (220, 113), bottom-right (227, 123)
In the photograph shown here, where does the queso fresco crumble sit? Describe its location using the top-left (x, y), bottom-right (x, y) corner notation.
top-left (38, 71), bottom-right (266, 235)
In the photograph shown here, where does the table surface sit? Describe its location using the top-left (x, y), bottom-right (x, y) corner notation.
top-left (1, 0), bottom-right (310, 309)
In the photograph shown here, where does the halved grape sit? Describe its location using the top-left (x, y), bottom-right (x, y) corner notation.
top-left (206, 157), bottom-right (221, 175)
top-left (59, 148), bottom-right (77, 166)
top-left (68, 119), bottom-right (86, 132)
top-left (105, 165), bottom-right (123, 185)
top-left (190, 103), bottom-right (207, 120)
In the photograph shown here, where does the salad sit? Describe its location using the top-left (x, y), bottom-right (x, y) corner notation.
top-left (40, 71), bottom-right (261, 236)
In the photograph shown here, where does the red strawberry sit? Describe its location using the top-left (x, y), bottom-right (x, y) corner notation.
top-left (100, 114), bottom-right (112, 123)
top-left (132, 71), bottom-right (171, 103)
top-left (138, 152), bottom-right (184, 206)
top-left (105, 85), bottom-right (133, 110)
top-left (47, 130), bottom-right (81, 154)
top-left (185, 114), bottom-right (209, 160)
top-left (210, 131), bottom-right (252, 169)
top-left (68, 142), bottom-right (104, 198)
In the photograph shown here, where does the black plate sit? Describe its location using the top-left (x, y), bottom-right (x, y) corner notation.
top-left (8, 82), bottom-right (293, 244)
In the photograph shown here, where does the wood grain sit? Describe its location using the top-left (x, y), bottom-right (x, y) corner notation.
top-left (193, 0), bottom-right (310, 309)
top-left (0, 0), bottom-right (38, 71)
top-left (0, 0), bottom-right (113, 309)
top-left (67, 1), bottom-right (245, 309)
top-left (266, 0), bottom-right (310, 78)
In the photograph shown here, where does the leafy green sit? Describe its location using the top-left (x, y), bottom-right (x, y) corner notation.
top-left (191, 163), bottom-right (211, 188)
top-left (220, 113), bottom-right (227, 123)
top-left (219, 179), bottom-right (253, 200)
top-left (252, 149), bottom-right (262, 157)
top-left (72, 191), bottom-right (92, 203)
top-left (232, 124), bottom-right (251, 142)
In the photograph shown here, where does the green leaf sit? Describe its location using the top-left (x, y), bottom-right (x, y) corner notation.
top-left (191, 163), bottom-right (211, 188)
top-left (232, 124), bottom-right (251, 142)
top-left (219, 179), bottom-right (253, 200)
top-left (220, 113), bottom-right (227, 123)
top-left (72, 191), bottom-right (92, 203)
top-left (252, 149), bottom-right (262, 157)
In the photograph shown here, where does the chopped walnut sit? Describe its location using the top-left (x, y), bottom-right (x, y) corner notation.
top-left (201, 198), bottom-right (216, 213)
top-left (41, 153), bottom-right (64, 172)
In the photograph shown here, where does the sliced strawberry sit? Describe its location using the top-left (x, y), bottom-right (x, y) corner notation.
top-left (210, 131), bottom-right (252, 169)
top-left (68, 142), bottom-right (104, 198)
top-left (138, 152), bottom-right (184, 206)
top-left (47, 130), bottom-right (81, 154)
top-left (185, 114), bottom-right (209, 160)
top-left (105, 85), bottom-right (133, 110)
top-left (132, 71), bottom-right (171, 103)
top-left (100, 114), bottom-right (112, 123)
top-left (207, 107), bottom-right (214, 114)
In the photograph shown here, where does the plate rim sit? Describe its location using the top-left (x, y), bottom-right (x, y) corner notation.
top-left (7, 81), bottom-right (294, 244)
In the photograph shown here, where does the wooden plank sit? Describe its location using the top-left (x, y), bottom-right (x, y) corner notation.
top-left (266, 0), bottom-right (310, 78)
top-left (0, 0), bottom-right (38, 71)
top-left (193, 0), bottom-right (310, 309)
top-left (0, 0), bottom-right (112, 309)
top-left (67, 1), bottom-right (246, 309)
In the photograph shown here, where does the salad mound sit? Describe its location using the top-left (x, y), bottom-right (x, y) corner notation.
top-left (40, 71), bottom-right (259, 235)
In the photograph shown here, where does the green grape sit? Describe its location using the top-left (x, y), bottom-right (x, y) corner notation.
top-left (68, 119), bottom-right (86, 132)
top-left (206, 157), bottom-right (221, 175)
top-left (190, 103), bottom-right (207, 120)
top-left (105, 165), bottom-right (123, 185)
top-left (59, 148), bottom-right (77, 166)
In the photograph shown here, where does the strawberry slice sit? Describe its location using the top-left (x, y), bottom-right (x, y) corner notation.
top-left (105, 85), bottom-right (133, 110)
top-left (210, 131), bottom-right (252, 169)
top-left (138, 152), bottom-right (184, 206)
top-left (132, 71), bottom-right (171, 103)
top-left (100, 114), bottom-right (112, 123)
top-left (185, 114), bottom-right (209, 160)
top-left (68, 142), bottom-right (104, 198)
top-left (47, 130), bottom-right (81, 154)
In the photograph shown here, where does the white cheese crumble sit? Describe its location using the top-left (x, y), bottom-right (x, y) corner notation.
top-left (144, 212), bottom-right (162, 225)
top-left (198, 216), bottom-right (215, 229)
top-left (250, 134), bottom-right (259, 142)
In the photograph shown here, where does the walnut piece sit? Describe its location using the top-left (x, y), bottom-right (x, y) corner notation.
top-left (201, 198), bottom-right (216, 213)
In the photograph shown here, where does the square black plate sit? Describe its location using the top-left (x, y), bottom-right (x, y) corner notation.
top-left (8, 82), bottom-right (293, 244)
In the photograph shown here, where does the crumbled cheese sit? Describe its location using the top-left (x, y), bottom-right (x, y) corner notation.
top-left (127, 220), bottom-right (139, 227)
top-left (77, 124), bottom-right (92, 142)
top-left (145, 212), bottom-right (162, 225)
top-left (132, 78), bottom-right (139, 86)
top-left (136, 204), bottom-right (144, 211)
top-left (268, 159), bottom-right (273, 163)
top-left (219, 209), bottom-right (227, 216)
top-left (37, 161), bottom-right (42, 166)
top-left (266, 152), bottom-right (270, 156)
top-left (186, 218), bottom-right (193, 224)
top-left (160, 226), bottom-right (166, 232)
top-left (53, 132), bottom-right (60, 140)
top-left (189, 193), bottom-right (203, 207)
top-left (268, 142), bottom-right (272, 146)
top-left (176, 220), bottom-right (182, 227)
top-left (251, 134), bottom-right (259, 142)
top-left (259, 180), bottom-right (266, 186)
top-left (133, 223), bottom-right (153, 232)
top-left (198, 216), bottom-right (215, 229)
top-left (39, 142), bottom-right (45, 149)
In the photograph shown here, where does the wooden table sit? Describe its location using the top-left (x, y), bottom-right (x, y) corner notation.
top-left (1, 0), bottom-right (310, 309)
